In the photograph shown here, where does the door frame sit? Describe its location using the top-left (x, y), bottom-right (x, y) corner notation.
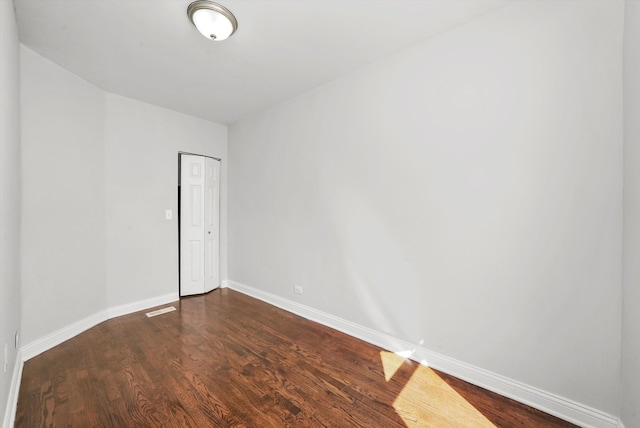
top-left (178, 151), bottom-right (222, 297)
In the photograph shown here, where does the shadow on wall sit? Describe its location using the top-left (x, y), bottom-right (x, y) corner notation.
top-left (326, 184), bottom-right (423, 340)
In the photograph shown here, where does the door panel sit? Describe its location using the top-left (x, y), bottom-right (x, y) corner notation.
top-left (190, 241), bottom-right (201, 281)
top-left (191, 185), bottom-right (201, 226)
top-left (203, 157), bottom-right (220, 292)
top-left (180, 155), bottom-right (205, 296)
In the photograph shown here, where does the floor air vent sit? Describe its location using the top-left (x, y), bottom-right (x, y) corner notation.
top-left (146, 306), bottom-right (177, 317)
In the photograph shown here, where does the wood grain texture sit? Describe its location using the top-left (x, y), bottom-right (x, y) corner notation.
top-left (15, 288), bottom-right (577, 427)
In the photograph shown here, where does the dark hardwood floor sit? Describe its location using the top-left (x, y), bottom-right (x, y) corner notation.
top-left (16, 288), bottom-right (577, 427)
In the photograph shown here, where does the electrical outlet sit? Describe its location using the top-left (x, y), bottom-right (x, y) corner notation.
top-left (165, 209), bottom-right (173, 220)
top-left (294, 285), bottom-right (303, 295)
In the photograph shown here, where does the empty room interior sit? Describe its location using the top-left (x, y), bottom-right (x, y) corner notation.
top-left (1, 0), bottom-right (640, 426)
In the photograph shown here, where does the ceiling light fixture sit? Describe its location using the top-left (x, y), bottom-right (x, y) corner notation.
top-left (187, 1), bottom-right (238, 41)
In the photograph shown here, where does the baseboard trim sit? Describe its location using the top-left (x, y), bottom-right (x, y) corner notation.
top-left (2, 348), bottom-right (23, 428)
top-left (226, 280), bottom-right (620, 428)
top-left (22, 292), bottom-right (179, 362)
top-left (106, 292), bottom-right (178, 319)
top-left (21, 309), bottom-right (109, 361)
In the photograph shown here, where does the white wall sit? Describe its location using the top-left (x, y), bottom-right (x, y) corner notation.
top-left (20, 47), bottom-right (229, 346)
top-left (622, 1), bottom-right (640, 426)
top-left (0, 0), bottom-right (22, 424)
top-left (20, 46), bottom-right (107, 345)
top-left (229, 0), bottom-right (623, 414)
top-left (104, 94), bottom-right (227, 307)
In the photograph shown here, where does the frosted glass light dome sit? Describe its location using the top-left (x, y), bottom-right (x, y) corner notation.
top-left (187, 1), bottom-right (238, 41)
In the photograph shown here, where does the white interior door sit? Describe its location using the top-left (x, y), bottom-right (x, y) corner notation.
top-left (180, 154), bottom-right (220, 296)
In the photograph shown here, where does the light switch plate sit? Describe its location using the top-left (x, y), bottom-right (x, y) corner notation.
top-left (165, 210), bottom-right (172, 220)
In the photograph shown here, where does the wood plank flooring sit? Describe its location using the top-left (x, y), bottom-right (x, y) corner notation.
top-left (15, 288), bottom-right (577, 427)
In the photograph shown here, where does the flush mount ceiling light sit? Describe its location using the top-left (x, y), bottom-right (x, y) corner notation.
top-left (187, 1), bottom-right (238, 41)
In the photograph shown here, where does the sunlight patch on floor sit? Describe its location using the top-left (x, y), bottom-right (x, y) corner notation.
top-left (380, 351), bottom-right (497, 427)
top-left (380, 350), bottom-right (414, 381)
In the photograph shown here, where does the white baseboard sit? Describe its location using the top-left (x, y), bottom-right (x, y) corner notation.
top-left (226, 280), bottom-right (620, 428)
top-left (2, 348), bottom-right (23, 428)
top-left (22, 292), bottom-right (179, 362)
top-left (106, 292), bottom-right (178, 319)
top-left (21, 310), bottom-right (109, 361)
top-left (5, 292), bottom-right (180, 427)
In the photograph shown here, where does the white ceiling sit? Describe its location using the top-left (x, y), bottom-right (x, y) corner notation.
top-left (14, 0), bottom-right (511, 125)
